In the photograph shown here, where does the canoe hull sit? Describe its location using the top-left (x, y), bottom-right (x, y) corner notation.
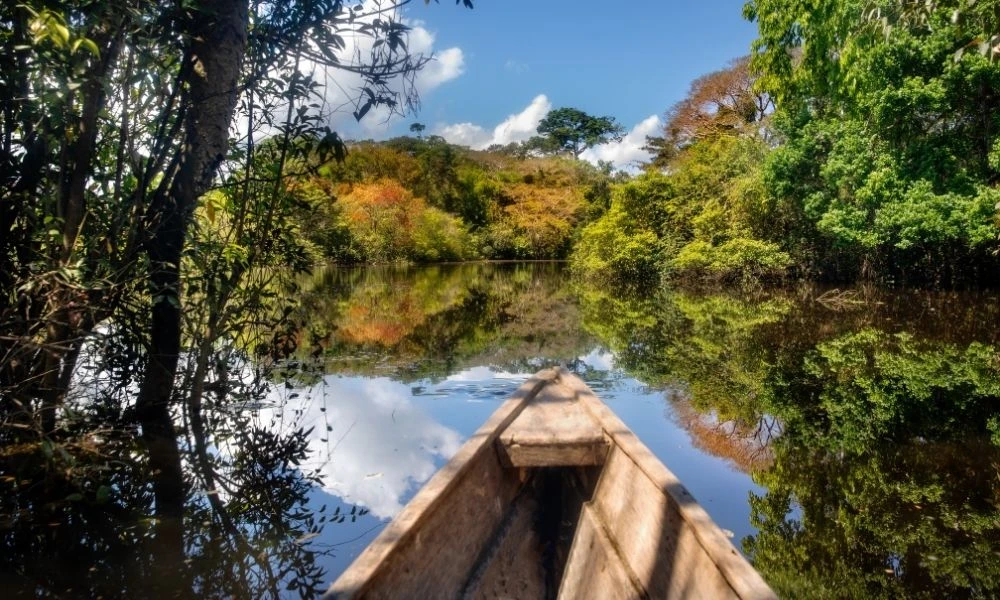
top-left (325, 368), bottom-right (776, 600)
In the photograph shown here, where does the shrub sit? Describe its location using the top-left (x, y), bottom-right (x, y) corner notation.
top-left (669, 238), bottom-right (791, 281)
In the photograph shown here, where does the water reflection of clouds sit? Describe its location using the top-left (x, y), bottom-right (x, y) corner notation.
top-left (445, 365), bottom-right (530, 382)
top-left (280, 376), bottom-right (462, 519)
top-left (268, 362), bottom-right (613, 522)
top-left (578, 348), bottom-right (615, 371)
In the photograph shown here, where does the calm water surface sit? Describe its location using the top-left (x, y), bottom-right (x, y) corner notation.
top-left (270, 263), bottom-right (999, 598)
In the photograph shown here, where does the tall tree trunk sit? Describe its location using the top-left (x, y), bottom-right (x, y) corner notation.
top-left (61, 23), bottom-right (124, 261)
top-left (134, 1), bottom-right (248, 595)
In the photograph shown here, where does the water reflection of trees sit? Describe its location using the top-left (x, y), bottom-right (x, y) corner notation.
top-left (576, 283), bottom-right (1000, 598)
top-left (2, 305), bottom-right (330, 598)
top-left (295, 263), bottom-right (597, 380)
top-left (670, 397), bottom-right (779, 472)
top-left (748, 331), bottom-right (1000, 599)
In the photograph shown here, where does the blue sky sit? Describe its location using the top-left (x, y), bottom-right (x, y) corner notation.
top-left (334, 1), bottom-right (758, 167)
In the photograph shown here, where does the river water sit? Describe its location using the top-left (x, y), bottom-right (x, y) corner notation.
top-left (269, 262), bottom-right (999, 598)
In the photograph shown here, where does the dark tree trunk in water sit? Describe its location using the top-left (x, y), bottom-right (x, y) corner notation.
top-left (135, 1), bottom-right (248, 594)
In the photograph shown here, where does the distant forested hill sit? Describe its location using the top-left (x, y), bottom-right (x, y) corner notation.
top-left (287, 136), bottom-right (621, 263)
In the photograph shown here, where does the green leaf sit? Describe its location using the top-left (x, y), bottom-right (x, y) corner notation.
top-left (53, 24), bottom-right (70, 47)
top-left (70, 37), bottom-right (100, 58)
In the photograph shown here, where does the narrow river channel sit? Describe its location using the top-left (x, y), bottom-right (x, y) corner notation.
top-left (262, 262), bottom-right (1000, 597)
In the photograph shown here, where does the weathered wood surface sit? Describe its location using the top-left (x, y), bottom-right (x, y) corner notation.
top-left (590, 446), bottom-right (738, 599)
top-left (560, 368), bottom-right (778, 600)
top-left (498, 380), bottom-right (608, 467)
top-left (461, 466), bottom-right (601, 599)
top-left (461, 482), bottom-right (547, 599)
top-left (557, 504), bottom-right (644, 600)
top-left (339, 450), bottom-right (520, 599)
top-left (324, 370), bottom-right (557, 599)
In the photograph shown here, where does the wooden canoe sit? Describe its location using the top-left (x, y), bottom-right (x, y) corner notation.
top-left (324, 367), bottom-right (777, 599)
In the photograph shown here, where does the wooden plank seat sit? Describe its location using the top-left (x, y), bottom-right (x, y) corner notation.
top-left (497, 380), bottom-right (609, 467)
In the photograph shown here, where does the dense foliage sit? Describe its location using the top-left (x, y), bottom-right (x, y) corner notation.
top-left (279, 2), bottom-right (1000, 286)
top-left (573, 2), bottom-right (1000, 286)
top-left (290, 136), bottom-right (619, 262)
top-left (747, 0), bottom-right (1000, 283)
top-left (574, 57), bottom-right (789, 284)
top-left (3, 0), bottom-right (999, 596)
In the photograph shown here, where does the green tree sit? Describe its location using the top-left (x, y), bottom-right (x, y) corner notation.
top-left (573, 134), bottom-right (790, 284)
top-left (528, 107), bottom-right (625, 158)
top-left (571, 174), bottom-right (672, 283)
top-left (745, 0), bottom-right (1000, 283)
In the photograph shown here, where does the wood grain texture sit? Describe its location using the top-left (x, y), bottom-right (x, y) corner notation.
top-left (498, 380), bottom-right (609, 467)
top-left (323, 369), bottom-right (559, 599)
top-left (461, 484), bottom-right (547, 600)
top-left (591, 446), bottom-right (738, 599)
top-left (557, 368), bottom-right (778, 600)
top-left (499, 440), bottom-right (608, 468)
top-left (557, 504), bottom-right (644, 600)
top-left (350, 449), bottom-right (520, 599)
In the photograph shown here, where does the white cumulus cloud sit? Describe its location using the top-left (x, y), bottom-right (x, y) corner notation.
top-left (417, 47), bottom-right (465, 90)
top-left (580, 114), bottom-right (662, 171)
top-left (435, 98), bottom-right (661, 170)
top-left (434, 94), bottom-right (552, 149)
top-left (399, 19), bottom-right (465, 94)
top-left (436, 122), bottom-right (491, 148)
top-left (490, 94), bottom-right (551, 146)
